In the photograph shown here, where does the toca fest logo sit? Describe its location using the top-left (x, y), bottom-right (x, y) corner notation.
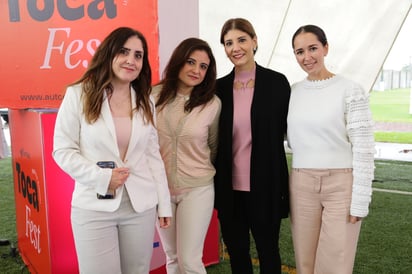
top-left (15, 161), bottom-right (40, 212)
top-left (7, 0), bottom-right (117, 22)
top-left (15, 161), bottom-right (42, 254)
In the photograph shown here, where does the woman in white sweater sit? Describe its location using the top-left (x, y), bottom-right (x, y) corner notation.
top-left (287, 25), bottom-right (375, 274)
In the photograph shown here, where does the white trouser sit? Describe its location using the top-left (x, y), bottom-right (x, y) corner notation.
top-left (71, 190), bottom-right (157, 274)
top-left (157, 184), bottom-right (214, 274)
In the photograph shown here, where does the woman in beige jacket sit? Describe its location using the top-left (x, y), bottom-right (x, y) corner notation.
top-left (152, 38), bottom-right (221, 274)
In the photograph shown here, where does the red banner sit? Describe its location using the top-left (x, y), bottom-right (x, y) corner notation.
top-left (0, 1), bottom-right (159, 109)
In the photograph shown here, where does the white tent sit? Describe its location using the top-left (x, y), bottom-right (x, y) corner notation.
top-left (158, 0), bottom-right (411, 92)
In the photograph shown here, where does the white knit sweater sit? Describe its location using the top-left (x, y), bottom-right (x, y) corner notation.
top-left (287, 75), bottom-right (375, 217)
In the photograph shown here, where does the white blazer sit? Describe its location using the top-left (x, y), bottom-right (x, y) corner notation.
top-left (53, 84), bottom-right (172, 217)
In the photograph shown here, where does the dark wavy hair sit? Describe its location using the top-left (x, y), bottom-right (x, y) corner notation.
top-left (292, 24), bottom-right (328, 49)
top-left (156, 37), bottom-right (217, 113)
top-left (72, 27), bottom-right (154, 125)
top-left (220, 18), bottom-right (258, 54)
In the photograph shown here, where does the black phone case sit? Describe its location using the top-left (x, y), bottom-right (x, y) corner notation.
top-left (96, 161), bottom-right (116, 169)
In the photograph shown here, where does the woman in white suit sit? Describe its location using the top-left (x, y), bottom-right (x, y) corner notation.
top-left (53, 27), bottom-right (172, 274)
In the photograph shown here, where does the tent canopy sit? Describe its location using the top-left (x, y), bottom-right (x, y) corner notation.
top-left (198, 0), bottom-right (411, 92)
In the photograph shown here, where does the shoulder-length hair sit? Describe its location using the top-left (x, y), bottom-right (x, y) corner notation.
top-left (71, 27), bottom-right (154, 125)
top-left (220, 18), bottom-right (258, 54)
top-left (156, 37), bottom-right (217, 113)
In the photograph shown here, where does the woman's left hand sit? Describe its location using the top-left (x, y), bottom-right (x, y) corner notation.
top-left (349, 215), bottom-right (363, 224)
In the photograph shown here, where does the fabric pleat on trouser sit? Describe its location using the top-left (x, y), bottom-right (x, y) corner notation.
top-left (157, 184), bottom-right (214, 274)
top-left (290, 168), bottom-right (362, 274)
top-left (71, 189), bottom-right (157, 274)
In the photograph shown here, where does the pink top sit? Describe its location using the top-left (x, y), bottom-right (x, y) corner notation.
top-left (112, 116), bottom-right (131, 161)
top-left (232, 68), bottom-right (255, 191)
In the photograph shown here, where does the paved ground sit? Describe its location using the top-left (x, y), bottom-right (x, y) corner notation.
top-left (374, 121), bottom-right (412, 132)
top-left (375, 142), bottom-right (412, 162)
top-left (373, 121), bottom-right (412, 162)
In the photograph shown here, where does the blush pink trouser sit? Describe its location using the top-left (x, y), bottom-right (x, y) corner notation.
top-left (290, 168), bottom-right (362, 274)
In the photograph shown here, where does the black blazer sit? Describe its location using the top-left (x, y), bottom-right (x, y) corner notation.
top-left (214, 63), bottom-right (291, 220)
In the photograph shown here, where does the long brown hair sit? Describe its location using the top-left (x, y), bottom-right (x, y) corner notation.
top-left (156, 38), bottom-right (217, 113)
top-left (72, 27), bottom-right (154, 125)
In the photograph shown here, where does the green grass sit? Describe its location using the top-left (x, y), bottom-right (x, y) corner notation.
top-left (373, 160), bottom-right (412, 192)
top-left (2, 156), bottom-right (411, 274)
top-left (374, 132), bottom-right (412, 144)
top-left (0, 158), bottom-right (27, 274)
top-left (369, 88), bottom-right (412, 144)
top-left (370, 88), bottom-right (412, 123)
top-left (354, 192), bottom-right (412, 274)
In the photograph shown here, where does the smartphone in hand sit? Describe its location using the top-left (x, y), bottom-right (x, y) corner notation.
top-left (96, 161), bottom-right (116, 199)
top-left (97, 161), bottom-right (116, 169)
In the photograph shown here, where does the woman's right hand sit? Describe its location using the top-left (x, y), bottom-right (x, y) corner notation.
top-left (158, 217), bottom-right (171, 229)
top-left (109, 167), bottom-right (129, 190)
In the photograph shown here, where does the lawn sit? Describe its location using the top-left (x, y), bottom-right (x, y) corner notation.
top-left (374, 131), bottom-right (412, 144)
top-left (370, 88), bottom-right (412, 144)
top-left (373, 159), bottom-right (412, 192)
top-left (370, 88), bottom-right (412, 123)
top-left (1, 156), bottom-right (411, 274)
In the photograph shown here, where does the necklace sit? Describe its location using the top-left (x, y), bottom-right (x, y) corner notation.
top-left (234, 78), bottom-right (255, 90)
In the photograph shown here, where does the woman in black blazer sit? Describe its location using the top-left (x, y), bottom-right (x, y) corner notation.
top-left (214, 18), bottom-right (291, 274)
